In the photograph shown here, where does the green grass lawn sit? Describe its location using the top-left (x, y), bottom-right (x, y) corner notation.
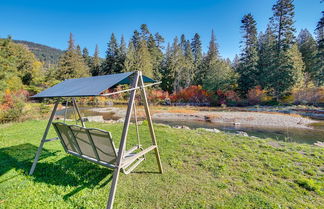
top-left (0, 120), bottom-right (323, 209)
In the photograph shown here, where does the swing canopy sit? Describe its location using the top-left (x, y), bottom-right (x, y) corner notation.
top-left (29, 71), bottom-right (163, 209)
top-left (32, 71), bottom-right (155, 98)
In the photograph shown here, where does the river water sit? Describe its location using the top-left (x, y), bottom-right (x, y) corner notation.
top-left (56, 107), bottom-right (324, 145)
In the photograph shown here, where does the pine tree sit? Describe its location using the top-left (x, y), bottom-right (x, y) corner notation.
top-left (203, 59), bottom-right (237, 92)
top-left (124, 42), bottom-right (137, 72)
top-left (314, 11), bottom-right (324, 86)
top-left (118, 35), bottom-right (127, 72)
top-left (140, 24), bottom-right (150, 42)
top-left (180, 34), bottom-right (187, 52)
top-left (154, 33), bottom-right (164, 49)
top-left (258, 26), bottom-right (276, 89)
top-left (82, 47), bottom-right (92, 68)
top-left (286, 44), bottom-right (305, 89)
top-left (270, 0), bottom-right (296, 53)
top-left (232, 54), bottom-right (240, 70)
top-left (168, 37), bottom-right (185, 92)
top-left (297, 29), bottom-right (318, 84)
top-left (91, 45), bottom-right (101, 76)
top-left (68, 32), bottom-right (74, 51)
top-left (76, 45), bottom-right (82, 56)
top-left (203, 30), bottom-right (237, 92)
top-left (182, 40), bottom-right (194, 87)
top-left (56, 33), bottom-right (89, 80)
top-left (196, 30), bottom-right (219, 85)
top-left (191, 33), bottom-right (203, 84)
top-left (101, 33), bottom-right (122, 74)
top-left (237, 13), bottom-right (259, 95)
top-left (136, 40), bottom-right (153, 77)
top-left (131, 30), bottom-right (141, 49)
top-left (160, 43), bottom-right (173, 92)
top-left (147, 34), bottom-right (164, 79)
top-left (269, 0), bottom-right (299, 98)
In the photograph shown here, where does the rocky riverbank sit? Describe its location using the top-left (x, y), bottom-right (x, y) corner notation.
top-left (152, 111), bottom-right (316, 129)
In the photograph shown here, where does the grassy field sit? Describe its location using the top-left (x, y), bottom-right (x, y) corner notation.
top-left (0, 120), bottom-right (323, 209)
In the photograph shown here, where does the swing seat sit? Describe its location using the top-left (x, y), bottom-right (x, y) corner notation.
top-left (52, 122), bottom-right (148, 174)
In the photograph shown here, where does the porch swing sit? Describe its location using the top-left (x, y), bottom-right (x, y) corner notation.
top-left (29, 71), bottom-right (163, 209)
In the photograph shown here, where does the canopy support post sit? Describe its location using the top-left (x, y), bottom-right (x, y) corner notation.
top-left (29, 99), bottom-right (60, 175)
top-left (138, 72), bottom-right (163, 173)
top-left (106, 71), bottom-right (140, 209)
top-left (72, 97), bottom-right (85, 127)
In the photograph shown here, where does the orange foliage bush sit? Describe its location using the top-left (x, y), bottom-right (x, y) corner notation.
top-left (170, 86), bottom-right (210, 103)
top-left (247, 86), bottom-right (268, 105)
top-left (148, 89), bottom-right (169, 104)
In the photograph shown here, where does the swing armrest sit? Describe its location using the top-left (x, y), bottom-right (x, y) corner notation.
top-left (121, 145), bottom-right (157, 168)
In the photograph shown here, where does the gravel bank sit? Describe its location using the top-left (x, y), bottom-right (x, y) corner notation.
top-left (152, 111), bottom-right (316, 129)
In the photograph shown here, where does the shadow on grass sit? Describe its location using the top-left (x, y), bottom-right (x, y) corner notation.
top-left (0, 143), bottom-right (113, 199)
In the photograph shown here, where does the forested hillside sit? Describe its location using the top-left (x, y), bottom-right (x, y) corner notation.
top-left (13, 40), bottom-right (63, 67)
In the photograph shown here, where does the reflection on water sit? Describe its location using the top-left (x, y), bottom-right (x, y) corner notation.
top-left (56, 107), bottom-right (324, 145)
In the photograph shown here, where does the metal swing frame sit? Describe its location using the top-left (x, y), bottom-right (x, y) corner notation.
top-left (29, 71), bottom-right (163, 209)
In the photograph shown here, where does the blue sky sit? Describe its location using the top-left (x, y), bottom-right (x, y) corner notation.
top-left (0, 0), bottom-right (322, 60)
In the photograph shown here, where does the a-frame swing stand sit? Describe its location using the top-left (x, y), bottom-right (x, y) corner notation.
top-left (29, 71), bottom-right (163, 209)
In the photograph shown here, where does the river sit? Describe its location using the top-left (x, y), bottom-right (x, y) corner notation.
top-left (56, 107), bottom-right (324, 145)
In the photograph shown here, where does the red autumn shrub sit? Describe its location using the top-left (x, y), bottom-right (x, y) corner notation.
top-left (170, 86), bottom-right (210, 103)
top-left (148, 89), bottom-right (169, 104)
top-left (247, 86), bottom-right (267, 105)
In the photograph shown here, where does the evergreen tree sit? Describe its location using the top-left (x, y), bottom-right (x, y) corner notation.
top-left (182, 40), bottom-right (194, 87)
top-left (82, 47), bottom-right (92, 68)
top-left (68, 32), bottom-right (74, 51)
top-left (286, 44), bottom-right (305, 89)
top-left (160, 43), bottom-right (173, 92)
top-left (196, 30), bottom-right (219, 85)
top-left (314, 11), bottom-right (324, 86)
top-left (258, 26), bottom-right (276, 89)
top-left (168, 37), bottom-right (185, 92)
top-left (76, 45), bottom-right (82, 56)
top-left (118, 35), bottom-right (127, 72)
top-left (269, 0), bottom-right (299, 98)
top-left (232, 54), bottom-right (240, 70)
top-left (203, 59), bottom-right (237, 92)
top-left (56, 33), bottom-right (89, 80)
top-left (154, 32), bottom-right (165, 49)
top-left (131, 30), bottom-right (141, 49)
top-left (237, 13), bottom-right (259, 95)
top-left (202, 30), bottom-right (237, 92)
top-left (136, 40), bottom-right (153, 77)
top-left (270, 0), bottom-right (296, 53)
top-left (180, 34), bottom-right (187, 52)
top-left (124, 42), bottom-right (137, 72)
top-left (101, 33), bottom-right (123, 74)
top-left (297, 29), bottom-right (318, 84)
top-left (191, 33), bottom-right (203, 84)
top-left (191, 33), bottom-right (203, 65)
top-left (140, 24), bottom-right (150, 42)
top-left (147, 34), bottom-right (164, 79)
top-left (91, 45), bottom-right (101, 76)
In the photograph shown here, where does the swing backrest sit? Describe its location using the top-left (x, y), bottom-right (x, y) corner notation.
top-left (52, 122), bottom-right (118, 164)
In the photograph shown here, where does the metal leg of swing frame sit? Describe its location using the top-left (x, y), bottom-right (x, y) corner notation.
top-left (138, 72), bottom-right (163, 174)
top-left (106, 71), bottom-right (140, 209)
top-left (72, 97), bottom-right (85, 127)
top-left (29, 100), bottom-right (59, 175)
